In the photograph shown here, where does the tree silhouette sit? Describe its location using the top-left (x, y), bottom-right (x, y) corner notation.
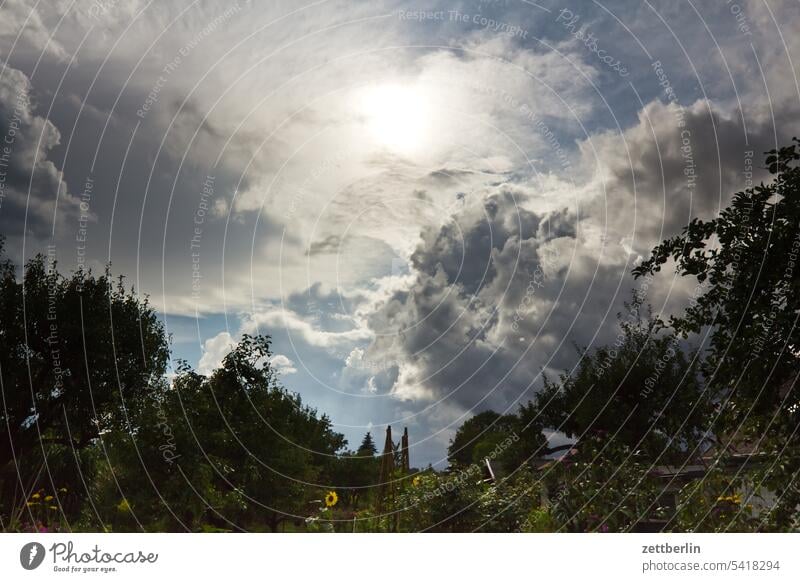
top-left (0, 243), bottom-right (168, 520)
top-left (357, 432), bottom-right (377, 457)
top-left (634, 140), bottom-right (800, 528)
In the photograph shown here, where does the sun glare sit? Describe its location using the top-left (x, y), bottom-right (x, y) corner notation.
top-left (360, 83), bottom-right (433, 155)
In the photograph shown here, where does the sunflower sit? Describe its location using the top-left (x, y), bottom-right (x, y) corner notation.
top-left (324, 491), bottom-right (338, 507)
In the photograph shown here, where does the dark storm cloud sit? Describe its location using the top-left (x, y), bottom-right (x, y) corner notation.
top-left (590, 98), bottom-right (795, 259)
top-left (0, 66), bottom-right (84, 242)
top-left (410, 190), bottom-right (540, 295)
top-left (363, 186), bottom-right (625, 414)
top-left (365, 190), bottom-right (564, 411)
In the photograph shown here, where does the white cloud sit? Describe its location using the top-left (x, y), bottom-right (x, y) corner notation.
top-left (270, 354), bottom-right (297, 375)
top-left (197, 331), bottom-right (236, 375)
top-left (344, 347), bottom-right (365, 368)
top-left (243, 308), bottom-right (373, 348)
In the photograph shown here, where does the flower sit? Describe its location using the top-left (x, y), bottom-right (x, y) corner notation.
top-left (48, 505), bottom-right (58, 510)
top-left (117, 499), bottom-right (132, 513)
top-left (58, 487), bottom-right (67, 493)
top-left (31, 493), bottom-right (41, 500)
top-left (412, 476), bottom-right (421, 487)
top-left (324, 491), bottom-right (338, 507)
top-left (45, 495), bottom-right (54, 502)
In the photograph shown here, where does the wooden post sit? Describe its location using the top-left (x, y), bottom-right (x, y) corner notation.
top-left (376, 426), bottom-right (395, 529)
top-left (401, 427), bottom-right (410, 473)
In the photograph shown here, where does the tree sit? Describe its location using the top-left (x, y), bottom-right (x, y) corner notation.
top-left (0, 243), bottom-right (169, 524)
top-left (448, 411), bottom-right (514, 468)
top-left (499, 401), bottom-right (549, 472)
top-left (91, 335), bottom-right (347, 532)
top-left (330, 432), bottom-right (379, 510)
top-left (535, 300), bottom-right (710, 464)
top-left (634, 140), bottom-right (800, 528)
top-left (634, 140), bottom-right (800, 414)
top-left (448, 407), bottom-right (550, 475)
top-left (357, 432), bottom-right (377, 457)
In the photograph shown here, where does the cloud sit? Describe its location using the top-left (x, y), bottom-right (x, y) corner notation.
top-left (270, 353), bottom-right (297, 375)
top-left (353, 86), bottom-right (800, 416)
top-left (584, 98), bottom-right (787, 260)
top-left (197, 331), bottom-right (236, 375)
top-left (0, 66), bottom-right (86, 242)
top-left (361, 190), bottom-right (552, 410)
top-left (0, 0), bottom-right (67, 59)
top-left (243, 308), bottom-right (373, 349)
top-left (306, 234), bottom-right (343, 256)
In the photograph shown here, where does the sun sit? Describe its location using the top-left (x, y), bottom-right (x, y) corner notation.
top-left (359, 83), bottom-right (433, 155)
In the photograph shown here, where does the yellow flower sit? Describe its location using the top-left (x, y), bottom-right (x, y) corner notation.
top-left (324, 491), bottom-right (338, 507)
top-left (49, 505), bottom-right (58, 510)
top-left (412, 476), bottom-right (421, 487)
top-left (117, 499), bottom-right (132, 513)
top-left (31, 493), bottom-right (41, 500)
top-left (26, 501), bottom-right (38, 507)
top-left (45, 495), bottom-right (54, 502)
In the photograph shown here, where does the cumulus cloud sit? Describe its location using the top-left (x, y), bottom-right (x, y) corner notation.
top-left (270, 354), bottom-right (297, 375)
top-left (584, 99), bottom-right (786, 261)
top-left (197, 331), bottom-right (236, 375)
top-left (361, 190), bottom-right (554, 409)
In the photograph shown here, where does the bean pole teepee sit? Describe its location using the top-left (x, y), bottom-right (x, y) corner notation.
top-left (375, 425), bottom-right (410, 531)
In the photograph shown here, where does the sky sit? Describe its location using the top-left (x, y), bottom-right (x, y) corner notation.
top-left (1, 0), bottom-right (798, 467)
